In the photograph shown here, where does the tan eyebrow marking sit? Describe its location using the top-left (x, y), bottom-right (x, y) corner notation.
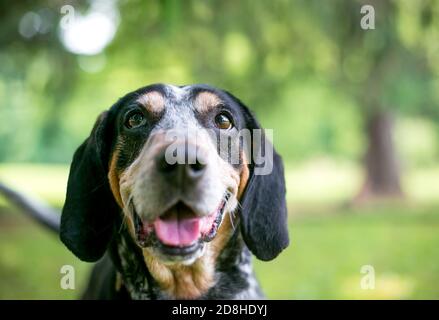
top-left (136, 91), bottom-right (165, 114)
top-left (194, 91), bottom-right (223, 113)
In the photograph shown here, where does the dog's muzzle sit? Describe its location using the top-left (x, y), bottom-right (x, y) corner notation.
top-left (128, 140), bottom-right (230, 262)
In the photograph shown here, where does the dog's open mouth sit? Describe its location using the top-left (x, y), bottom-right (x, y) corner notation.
top-left (132, 194), bottom-right (229, 257)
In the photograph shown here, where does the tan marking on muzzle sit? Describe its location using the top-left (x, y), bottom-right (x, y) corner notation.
top-left (108, 148), bottom-right (124, 208)
top-left (115, 272), bottom-right (123, 292)
top-left (194, 91), bottom-right (222, 113)
top-left (238, 151), bottom-right (250, 199)
top-left (137, 91), bottom-right (165, 114)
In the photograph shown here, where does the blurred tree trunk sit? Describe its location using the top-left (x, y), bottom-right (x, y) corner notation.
top-left (355, 111), bottom-right (404, 203)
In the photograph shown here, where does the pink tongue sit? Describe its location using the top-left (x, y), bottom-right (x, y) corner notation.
top-left (154, 205), bottom-right (201, 247)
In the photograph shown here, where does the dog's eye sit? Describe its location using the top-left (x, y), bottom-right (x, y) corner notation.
top-left (214, 113), bottom-right (233, 130)
top-left (125, 112), bottom-right (146, 129)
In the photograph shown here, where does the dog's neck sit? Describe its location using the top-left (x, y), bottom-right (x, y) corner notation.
top-left (110, 223), bottom-right (264, 299)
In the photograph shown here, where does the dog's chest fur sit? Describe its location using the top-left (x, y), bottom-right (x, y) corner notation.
top-left (96, 230), bottom-right (264, 300)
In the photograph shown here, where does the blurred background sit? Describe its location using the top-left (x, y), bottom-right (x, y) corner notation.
top-left (1, 0), bottom-right (438, 299)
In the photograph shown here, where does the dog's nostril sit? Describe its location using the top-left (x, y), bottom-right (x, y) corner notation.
top-left (157, 155), bottom-right (178, 173)
top-left (186, 159), bottom-right (206, 178)
top-left (156, 154), bottom-right (206, 178)
top-left (156, 145), bottom-right (208, 180)
top-left (189, 160), bottom-right (206, 173)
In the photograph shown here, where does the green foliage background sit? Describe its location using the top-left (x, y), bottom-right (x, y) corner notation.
top-left (1, 0), bottom-right (438, 166)
top-left (1, 0), bottom-right (439, 300)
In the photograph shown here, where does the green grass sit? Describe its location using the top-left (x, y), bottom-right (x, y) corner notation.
top-left (0, 211), bottom-right (90, 299)
top-left (1, 205), bottom-right (438, 299)
top-left (0, 162), bottom-right (439, 299)
top-left (254, 206), bottom-right (439, 299)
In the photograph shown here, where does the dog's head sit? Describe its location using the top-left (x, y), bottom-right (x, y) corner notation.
top-left (60, 84), bottom-right (289, 266)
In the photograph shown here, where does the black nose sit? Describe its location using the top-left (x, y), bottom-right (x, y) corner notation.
top-left (156, 144), bottom-right (207, 181)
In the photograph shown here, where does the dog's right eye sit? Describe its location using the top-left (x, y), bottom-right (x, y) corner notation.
top-left (125, 112), bottom-right (146, 129)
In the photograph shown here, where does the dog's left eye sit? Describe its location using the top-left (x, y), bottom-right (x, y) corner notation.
top-left (125, 112), bottom-right (146, 129)
top-left (214, 113), bottom-right (233, 130)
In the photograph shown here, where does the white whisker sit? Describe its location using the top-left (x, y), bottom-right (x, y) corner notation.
top-left (224, 190), bottom-right (239, 231)
top-left (119, 195), bottom-right (134, 233)
top-left (229, 209), bottom-right (236, 231)
top-left (118, 212), bottom-right (128, 234)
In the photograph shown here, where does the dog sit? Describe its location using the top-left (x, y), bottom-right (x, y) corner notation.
top-left (60, 84), bottom-right (289, 299)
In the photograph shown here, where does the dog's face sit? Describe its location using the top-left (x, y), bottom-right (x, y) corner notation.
top-left (109, 85), bottom-right (249, 264)
top-left (60, 84), bottom-right (289, 268)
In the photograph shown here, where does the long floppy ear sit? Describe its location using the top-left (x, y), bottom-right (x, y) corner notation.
top-left (227, 93), bottom-right (289, 261)
top-left (60, 111), bottom-right (119, 262)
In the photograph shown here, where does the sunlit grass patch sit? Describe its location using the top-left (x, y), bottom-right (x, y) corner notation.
top-left (340, 273), bottom-right (414, 299)
top-left (285, 158), bottom-right (439, 208)
top-left (284, 158), bottom-right (361, 207)
top-left (405, 166), bottom-right (439, 204)
top-left (0, 163), bottom-right (69, 207)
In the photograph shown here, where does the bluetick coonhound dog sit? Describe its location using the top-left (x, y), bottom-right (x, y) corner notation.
top-left (60, 84), bottom-right (289, 299)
